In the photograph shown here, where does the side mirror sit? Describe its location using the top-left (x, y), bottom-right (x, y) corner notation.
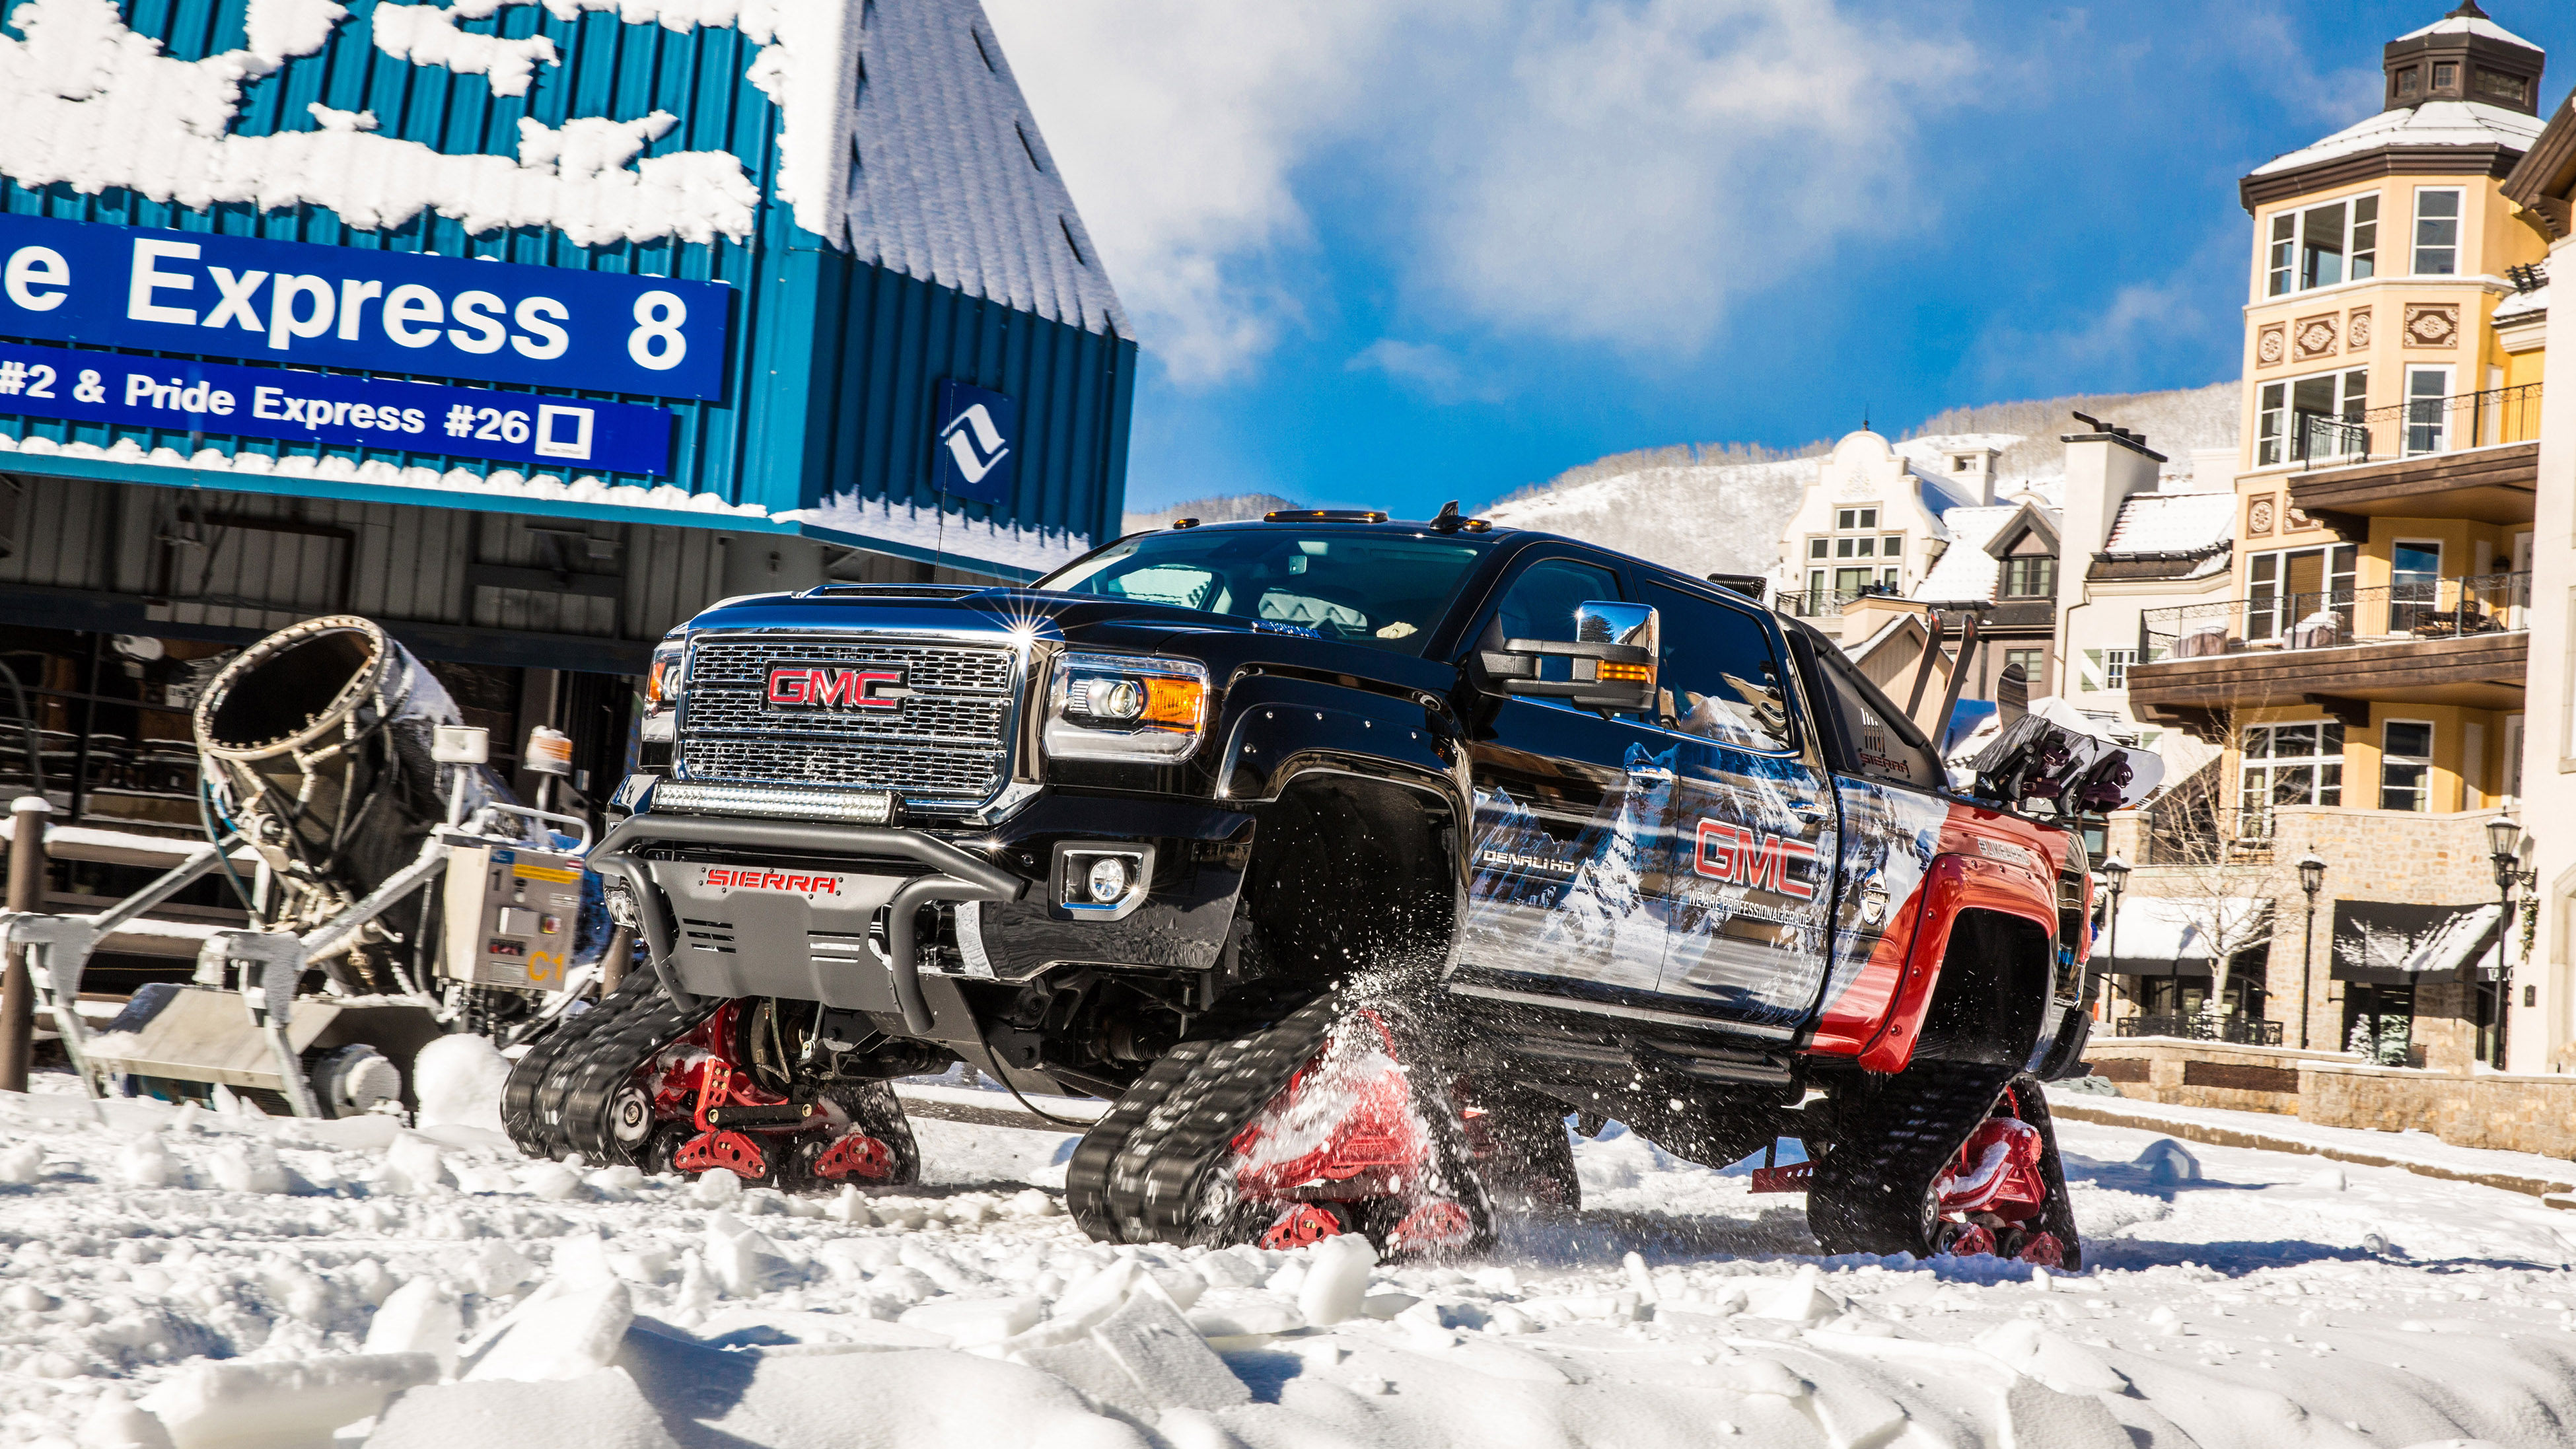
top-left (1477, 600), bottom-right (1659, 711)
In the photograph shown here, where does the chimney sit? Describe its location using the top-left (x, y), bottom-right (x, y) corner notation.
top-left (1941, 446), bottom-right (1999, 507)
top-left (2060, 411), bottom-right (2166, 559)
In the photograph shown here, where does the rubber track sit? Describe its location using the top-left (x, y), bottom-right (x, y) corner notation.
top-left (1077, 996), bottom-right (1347, 1246)
top-left (503, 968), bottom-right (717, 1166)
top-left (1808, 1059), bottom-right (2019, 1257)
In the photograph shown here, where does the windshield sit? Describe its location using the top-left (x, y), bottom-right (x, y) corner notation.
top-left (1036, 528), bottom-right (1491, 653)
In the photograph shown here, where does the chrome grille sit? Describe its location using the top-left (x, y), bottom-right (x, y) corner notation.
top-left (677, 635), bottom-right (1018, 806)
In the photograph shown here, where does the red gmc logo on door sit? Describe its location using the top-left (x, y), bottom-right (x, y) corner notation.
top-left (766, 666), bottom-right (908, 709)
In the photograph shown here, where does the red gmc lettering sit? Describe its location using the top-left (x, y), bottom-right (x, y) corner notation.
top-left (1693, 820), bottom-right (1817, 901)
top-left (766, 666), bottom-right (904, 709)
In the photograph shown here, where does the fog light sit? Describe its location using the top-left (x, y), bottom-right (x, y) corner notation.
top-left (1087, 856), bottom-right (1133, 903)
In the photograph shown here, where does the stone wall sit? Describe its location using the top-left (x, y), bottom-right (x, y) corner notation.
top-left (2084, 1036), bottom-right (2576, 1158)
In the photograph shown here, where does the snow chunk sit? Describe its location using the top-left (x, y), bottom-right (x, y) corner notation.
top-left (467, 1280), bottom-right (634, 1382)
top-left (383, 1133), bottom-right (452, 1195)
top-left (137, 1353), bottom-right (437, 1449)
top-left (244, 0), bottom-right (345, 67)
top-left (2133, 1137), bottom-right (2203, 1185)
top-left (0, 1139), bottom-right (44, 1184)
top-left (119, 1133), bottom-right (174, 1189)
top-left (365, 1279), bottom-right (465, 1380)
top-left (1296, 1233), bottom-right (1377, 1327)
top-left (1974, 1319), bottom-right (2129, 1396)
top-left (205, 1141), bottom-right (289, 1195)
top-left (365, 1366), bottom-right (676, 1449)
top-left (413, 1036), bottom-right (511, 1135)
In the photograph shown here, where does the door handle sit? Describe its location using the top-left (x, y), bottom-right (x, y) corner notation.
top-left (1793, 801), bottom-right (1832, 822)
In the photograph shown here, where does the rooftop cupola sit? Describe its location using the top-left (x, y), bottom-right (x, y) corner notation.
top-left (2384, 2), bottom-right (2545, 115)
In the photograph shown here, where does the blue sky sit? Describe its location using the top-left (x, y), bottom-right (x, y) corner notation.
top-left (986, 2), bottom-right (2575, 519)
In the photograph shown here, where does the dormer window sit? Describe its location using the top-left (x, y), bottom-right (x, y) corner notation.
top-left (2002, 555), bottom-right (2057, 598)
top-left (2396, 66), bottom-right (2421, 97)
top-left (2433, 61), bottom-right (2457, 91)
top-left (2474, 69), bottom-right (2524, 104)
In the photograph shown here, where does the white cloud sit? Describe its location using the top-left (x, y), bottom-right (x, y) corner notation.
top-left (987, 0), bottom-right (1975, 381)
top-left (1413, 0), bottom-right (1974, 352)
top-left (982, 1), bottom-right (1397, 384)
top-left (1347, 337), bottom-right (1504, 403)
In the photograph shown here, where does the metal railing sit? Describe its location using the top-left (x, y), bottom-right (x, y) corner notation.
top-left (2139, 571), bottom-right (2528, 659)
top-left (2114, 1014), bottom-right (2284, 1045)
top-left (1777, 587), bottom-right (1896, 620)
top-left (2283, 381), bottom-right (2540, 470)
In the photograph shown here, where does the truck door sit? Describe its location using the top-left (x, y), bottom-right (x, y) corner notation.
top-left (1643, 582), bottom-right (1840, 1035)
top-left (1454, 553), bottom-right (1678, 1003)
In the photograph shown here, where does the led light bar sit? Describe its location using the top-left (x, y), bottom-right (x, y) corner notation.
top-left (654, 782), bottom-right (901, 825)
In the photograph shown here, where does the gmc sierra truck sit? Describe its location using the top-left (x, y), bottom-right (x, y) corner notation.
top-left (505, 510), bottom-right (2152, 1264)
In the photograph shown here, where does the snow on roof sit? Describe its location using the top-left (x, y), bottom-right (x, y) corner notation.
top-left (788, 491), bottom-right (1094, 573)
top-left (2496, 281), bottom-right (2549, 323)
top-left (2106, 896), bottom-right (2273, 968)
top-left (2102, 491), bottom-right (2236, 557)
top-left (843, 0), bottom-right (1128, 336)
top-left (2338, 901), bottom-right (2506, 975)
top-left (1910, 504), bottom-right (2023, 602)
top-left (2248, 100), bottom-right (2546, 179)
top-left (2396, 10), bottom-right (2538, 48)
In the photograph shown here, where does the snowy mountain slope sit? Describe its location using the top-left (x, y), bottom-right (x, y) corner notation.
top-left (10, 1071), bottom-right (2576, 1448)
top-left (1121, 493), bottom-right (1300, 534)
top-left (1468, 380), bottom-right (2237, 576)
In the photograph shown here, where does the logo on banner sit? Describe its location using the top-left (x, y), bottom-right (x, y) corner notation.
top-left (933, 378), bottom-right (1019, 506)
top-left (765, 666), bottom-right (909, 710)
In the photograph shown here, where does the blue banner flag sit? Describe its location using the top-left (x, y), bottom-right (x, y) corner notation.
top-left (0, 337), bottom-right (672, 476)
top-left (0, 215), bottom-right (731, 402)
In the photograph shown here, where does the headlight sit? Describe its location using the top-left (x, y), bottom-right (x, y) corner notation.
top-left (1044, 652), bottom-right (1209, 763)
top-left (641, 636), bottom-right (686, 742)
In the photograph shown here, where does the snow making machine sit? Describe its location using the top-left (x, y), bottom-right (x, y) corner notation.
top-left (1, 615), bottom-right (606, 1117)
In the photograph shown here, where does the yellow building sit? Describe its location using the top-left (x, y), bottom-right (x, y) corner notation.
top-left (2124, 2), bottom-right (2545, 1068)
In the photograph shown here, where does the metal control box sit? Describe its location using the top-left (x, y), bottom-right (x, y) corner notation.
top-left (441, 845), bottom-right (584, 991)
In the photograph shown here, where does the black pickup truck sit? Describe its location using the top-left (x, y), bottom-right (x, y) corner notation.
top-left (507, 510), bottom-right (2148, 1263)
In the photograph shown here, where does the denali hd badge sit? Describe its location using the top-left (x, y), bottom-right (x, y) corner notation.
top-left (765, 665), bottom-right (910, 709)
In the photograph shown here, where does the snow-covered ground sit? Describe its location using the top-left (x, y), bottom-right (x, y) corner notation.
top-left (7, 1070), bottom-right (2576, 1449)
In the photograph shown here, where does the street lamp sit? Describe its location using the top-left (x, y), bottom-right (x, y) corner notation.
top-left (2094, 855), bottom-right (2130, 1020)
top-left (2483, 814), bottom-right (2526, 1071)
top-left (2296, 853), bottom-right (2326, 1051)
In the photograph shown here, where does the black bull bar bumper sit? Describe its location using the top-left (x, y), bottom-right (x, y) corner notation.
top-left (589, 812), bottom-right (1028, 1034)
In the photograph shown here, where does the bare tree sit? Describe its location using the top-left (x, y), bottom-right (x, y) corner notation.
top-left (2139, 712), bottom-right (2285, 1022)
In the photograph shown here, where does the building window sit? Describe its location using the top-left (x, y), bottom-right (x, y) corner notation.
top-left (2380, 720), bottom-right (2433, 811)
top-left (2256, 368), bottom-right (2367, 465)
top-left (2247, 544), bottom-right (2358, 640)
top-left (2002, 648), bottom-right (2043, 689)
top-left (2242, 722), bottom-right (2344, 837)
top-left (2402, 367), bottom-right (2451, 455)
top-left (2001, 555), bottom-right (2057, 598)
top-left (2433, 61), bottom-right (2457, 92)
top-left (2389, 540), bottom-right (2442, 633)
top-left (1811, 510), bottom-right (1896, 596)
top-left (2474, 69), bottom-right (2526, 104)
top-left (2412, 189), bottom-right (2460, 276)
top-left (2396, 66), bottom-right (2420, 97)
top-left (2266, 195), bottom-right (2378, 297)
top-left (2102, 647), bottom-right (2135, 689)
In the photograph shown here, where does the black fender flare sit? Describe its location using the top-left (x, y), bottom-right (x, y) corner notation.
top-left (1213, 672), bottom-right (1464, 814)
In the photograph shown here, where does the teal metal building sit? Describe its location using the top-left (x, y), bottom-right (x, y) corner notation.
top-left (0, 0), bottom-right (1134, 836)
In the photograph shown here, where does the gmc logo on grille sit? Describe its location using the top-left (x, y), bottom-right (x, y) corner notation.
top-left (765, 666), bottom-right (909, 709)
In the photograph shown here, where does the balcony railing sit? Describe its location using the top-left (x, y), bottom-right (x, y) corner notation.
top-left (1777, 587), bottom-right (1896, 620)
top-left (2114, 1014), bottom-right (2284, 1046)
top-left (2279, 382), bottom-right (2540, 470)
top-left (2139, 571), bottom-right (2528, 659)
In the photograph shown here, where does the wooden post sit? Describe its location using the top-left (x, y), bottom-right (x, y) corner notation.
top-left (1, 795), bottom-right (51, 1092)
